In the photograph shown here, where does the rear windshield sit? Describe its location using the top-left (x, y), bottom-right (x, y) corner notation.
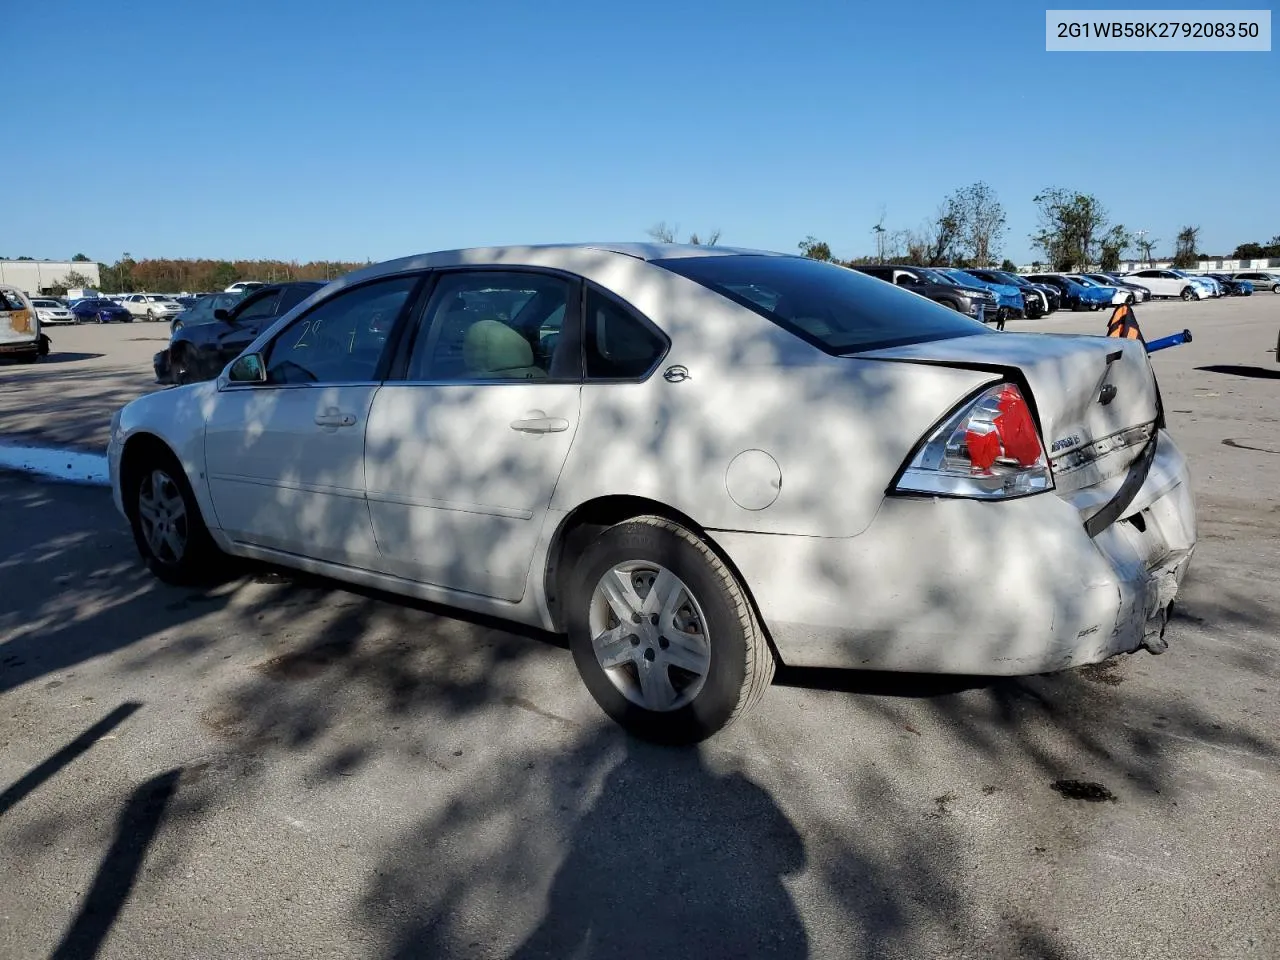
top-left (653, 255), bottom-right (988, 355)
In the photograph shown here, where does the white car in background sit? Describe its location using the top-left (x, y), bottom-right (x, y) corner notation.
top-left (225, 281), bottom-right (266, 294)
top-left (30, 297), bottom-right (77, 324)
top-left (108, 244), bottom-right (1197, 742)
top-left (1123, 269), bottom-right (1208, 300)
top-left (123, 294), bottom-right (184, 322)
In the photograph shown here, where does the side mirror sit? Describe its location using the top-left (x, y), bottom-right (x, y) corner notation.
top-left (228, 353), bottom-right (266, 383)
top-left (213, 308), bottom-right (231, 321)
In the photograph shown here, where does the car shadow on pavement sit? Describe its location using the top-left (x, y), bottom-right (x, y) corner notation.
top-left (0, 351), bottom-right (105, 366)
top-left (507, 739), bottom-right (807, 960)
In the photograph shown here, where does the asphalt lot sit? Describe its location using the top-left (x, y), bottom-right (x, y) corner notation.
top-left (1, 296), bottom-right (1278, 959)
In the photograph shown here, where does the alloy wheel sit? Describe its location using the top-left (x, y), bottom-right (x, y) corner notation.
top-left (137, 468), bottom-right (189, 565)
top-left (588, 561), bottom-right (711, 712)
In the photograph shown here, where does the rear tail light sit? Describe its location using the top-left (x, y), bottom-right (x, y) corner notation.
top-left (894, 382), bottom-right (1053, 499)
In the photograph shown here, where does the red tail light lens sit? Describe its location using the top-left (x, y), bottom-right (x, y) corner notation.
top-left (894, 382), bottom-right (1052, 499)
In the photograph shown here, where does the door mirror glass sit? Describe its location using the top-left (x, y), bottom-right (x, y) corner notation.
top-left (214, 308), bottom-right (232, 322)
top-left (228, 353), bottom-right (266, 383)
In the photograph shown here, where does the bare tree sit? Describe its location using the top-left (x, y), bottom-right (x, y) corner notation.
top-left (954, 182), bottom-right (1006, 267)
top-left (647, 222), bottom-right (720, 246)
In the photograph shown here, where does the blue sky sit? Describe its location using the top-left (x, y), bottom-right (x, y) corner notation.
top-left (7, 0), bottom-right (1276, 264)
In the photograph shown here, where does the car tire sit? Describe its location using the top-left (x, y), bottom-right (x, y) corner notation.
top-left (147, 309), bottom-right (156, 321)
top-left (1180, 286), bottom-right (1195, 301)
top-left (566, 516), bottom-right (775, 744)
top-left (126, 449), bottom-right (224, 586)
top-left (1126, 294), bottom-right (1136, 305)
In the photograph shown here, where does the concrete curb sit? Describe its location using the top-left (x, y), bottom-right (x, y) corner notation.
top-left (0, 442), bottom-right (110, 487)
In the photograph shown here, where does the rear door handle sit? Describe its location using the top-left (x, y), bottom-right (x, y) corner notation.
top-left (510, 417), bottom-right (569, 434)
top-left (315, 409), bottom-right (357, 427)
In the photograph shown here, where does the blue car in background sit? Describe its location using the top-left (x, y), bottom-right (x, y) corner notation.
top-left (70, 298), bottom-right (133, 323)
top-left (1025, 273), bottom-right (1113, 311)
top-left (937, 268), bottom-right (1024, 320)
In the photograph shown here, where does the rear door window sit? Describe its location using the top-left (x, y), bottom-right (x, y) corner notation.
top-left (656, 255), bottom-right (988, 355)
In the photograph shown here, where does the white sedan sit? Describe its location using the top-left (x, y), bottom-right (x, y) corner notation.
top-left (108, 245), bottom-right (1197, 742)
top-left (29, 297), bottom-right (77, 324)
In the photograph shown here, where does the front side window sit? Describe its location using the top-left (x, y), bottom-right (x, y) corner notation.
top-left (234, 291), bottom-right (282, 322)
top-left (406, 271), bottom-right (575, 382)
top-left (657, 255), bottom-right (988, 355)
top-left (264, 275), bottom-right (417, 384)
top-left (583, 288), bottom-right (666, 380)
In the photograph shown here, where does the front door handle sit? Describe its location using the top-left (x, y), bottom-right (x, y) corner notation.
top-left (315, 408), bottom-right (357, 428)
top-left (510, 416), bottom-right (569, 434)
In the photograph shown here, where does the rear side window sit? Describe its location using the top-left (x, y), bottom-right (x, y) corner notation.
top-left (655, 255), bottom-right (988, 355)
top-left (584, 289), bottom-right (666, 380)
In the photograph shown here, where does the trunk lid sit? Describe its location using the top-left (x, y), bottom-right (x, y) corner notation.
top-left (860, 332), bottom-right (1160, 494)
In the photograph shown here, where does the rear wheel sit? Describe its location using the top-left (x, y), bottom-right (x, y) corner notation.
top-left (566, 516), bottom-right (775, 744)
top-left (1125, 294), bottom-right (1136, 305)
top-left (1180, 286), bottom-right (1195, 301)
top-left (147, 308), bottom-right (157, 321)
top-left (126, 451), bottom-right (223, 585)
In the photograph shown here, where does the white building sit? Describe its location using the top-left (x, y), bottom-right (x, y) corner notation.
top-left (0, 259), bottom-right (101, 295)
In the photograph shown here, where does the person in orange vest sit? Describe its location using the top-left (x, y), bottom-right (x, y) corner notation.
top-left (1106, 302), bottom-right (1144, 341)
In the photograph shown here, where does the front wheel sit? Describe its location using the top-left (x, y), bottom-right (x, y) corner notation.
top-left (1126, 294), bottom-right (1136, 305)
top-left (1180, 286), bottom-right (1195, 301)
top-left (566, 517), bottom-right (775, 744)
top-left (127, 453), bottom-right (223, 585)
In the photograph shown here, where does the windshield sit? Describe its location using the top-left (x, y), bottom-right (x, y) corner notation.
top-left (943, 269), bottom-right (993, 287)
top-left (654, 255), bottom-right (989, 355)
top-left (916, 268), bottom-right (955, 285)
top-left (985, 271), bottom-right (1024, 286)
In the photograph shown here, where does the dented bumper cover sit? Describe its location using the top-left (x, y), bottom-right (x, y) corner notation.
top-left (711, 429), bottom-right (1195, 675)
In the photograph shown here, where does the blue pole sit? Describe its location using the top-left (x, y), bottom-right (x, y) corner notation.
top-left (1145, 329), bottom-right (1193, 353)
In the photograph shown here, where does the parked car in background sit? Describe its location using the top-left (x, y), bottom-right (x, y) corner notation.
top-left (1204, 274), bottom-right (1252, 296)
top-left (224, 281), bottom-right (266, 294)
top-left (1096, 274), bottom-right (1153, 301)
top-left (108, 243), bottom-right (1198, 742)
top-left (936, 268), bottom-right (1024, 321)
top-left (1025, 274), bottom-right (1111, 311)
top-left (123, 293), bottom-right (184, 322)
top-left (29, 297), bottom-right (78, 324)
top-left (170, 291), bottom-right (244, 334)
top-left (1065, 274), bottom-right (1126, 305)
top-left (66, 287), bottom-right (99, 302)
top-left (1123, 269), bottom-right (1206, 300)
top-left (1234, 271), bottom-right (1280, 293)
top-left (1190, 274), bottom-right (1223, 298)
top-left (175, 295), bottom-right (201, 309)
top-left (850, 264), bottom-right (998, 322)
top-left (0, 285), bottom-right (45, 363)
top-left (158, 281), bottom-right (325, 384)
top-left (962, 269), bottom-right (1052, 317)
top-left (71, 298), bottom-right (134, 323)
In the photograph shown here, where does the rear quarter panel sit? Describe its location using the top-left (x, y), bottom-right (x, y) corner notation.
top-left (553, 354), bottom-right (996, 538)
